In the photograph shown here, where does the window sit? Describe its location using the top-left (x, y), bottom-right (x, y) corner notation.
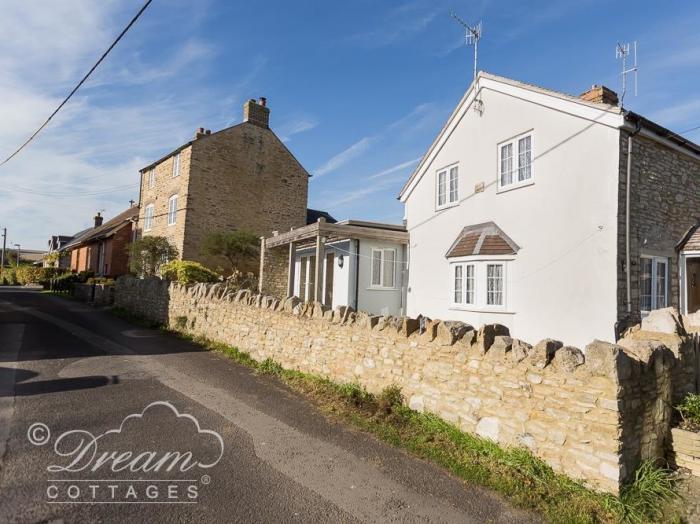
top-left (499, 132), bottom-right (533, 190)
top-left (450, 261), bottom-right (506, 309)
top-left (172, 153), bottom-right (181, 177)
top-left (298, 255), bottom-right (316, 301)
top-left (436, 165), bottom-right (459, 209)
top-left (167, 195), bottom-right (178, 225)
top-left (640, 256), bottom-right (668, 312)
top-left (147, 169), bottom-right (155, 188)
top-left (370, 248), bottom-right (396, 288)
top-left (486, 264), bottom-right (504, 305)
top-left (144, 204), bottom-right (154, 231)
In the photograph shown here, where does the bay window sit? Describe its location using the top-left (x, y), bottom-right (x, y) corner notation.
top-left (451, 260), bottom-right (506, 309)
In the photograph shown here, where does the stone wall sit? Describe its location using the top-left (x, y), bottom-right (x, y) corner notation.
top-left (259, 244), bottom-right (289, 297)
top-left (115, 276), bottom-right (698, 494)
top-left (617, 132), bottom-right (700, 324)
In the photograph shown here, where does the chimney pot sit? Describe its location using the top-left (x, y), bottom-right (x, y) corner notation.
top-left (580, 85), bottom-right (619, 106)
top-left (243, 97), bottom-right (270, 128)
top-left (94, 212), bottom-right (103, 228)
top-left (195, 127), bottom-right (206, 139)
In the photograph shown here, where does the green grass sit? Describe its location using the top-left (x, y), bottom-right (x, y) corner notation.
top-left (106, 309), bottom-right (680, 523)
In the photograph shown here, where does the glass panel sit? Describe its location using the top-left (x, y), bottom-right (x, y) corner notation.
top-left (500, 143), bottom-right (513, 186)
top-left (437, 171), bottom-right (446, 206)
top-left (453, 265), bottom-right (463, 303)
top-left (308, 256), bottom-right (316, 301)
top-left (299, 258), bottom-right (307, 300)
top-left (465, 264), bottom-right (474, 304)
top-left (383, 250), bottom-right (395, 288)
top-left (639, 258), bottom-right (652, 311)
top-left (449, 167), bottom-right (458, 203)
top-left (168, 196), bottom-right (177, 225)
top-left (655, 260), bottom-right (667, 308)
top-left (487, 264), bottom-right (503, 305)
top-left (173, 154), bottom-right (181, 177)
top-left (518, 135), bottom-right (531, 181)
top-left (372, 250), bottom-right (382, 286)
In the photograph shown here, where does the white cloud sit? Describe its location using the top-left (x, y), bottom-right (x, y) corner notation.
top-left (277, 117), bottom-right (319, 142)
top-left (366, 157), bottom-right (421, 179)
top-left (314, 136), bottom-right (375, 178)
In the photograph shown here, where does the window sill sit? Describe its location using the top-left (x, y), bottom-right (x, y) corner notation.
top-left (366, 286), bottom-right (398, 291)
top-left (497, 179), bottom-right (534, 194)
top-left (449, 305), bottom-right (514, 314)
top-left (435, 201), bottom-right (459, 212)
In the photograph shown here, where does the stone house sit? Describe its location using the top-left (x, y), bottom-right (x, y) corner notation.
top-left (137, 98), bottom-right (309, 272)
top-left (399, 72), bottom-right (700, 347)
top-left (64, 206), bottom-right (138, 277)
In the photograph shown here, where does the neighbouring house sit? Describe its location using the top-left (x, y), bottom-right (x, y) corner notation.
top-left (63, 206), bottom-right (139, 277)
top-left (260, 218), bottom-right (409, 316)
top-left (399, 72), bottom-right (700, 347)
top-left (46, 235), bottom-right (75, 269)
top-left (137, 97), bottom-right (309, 271)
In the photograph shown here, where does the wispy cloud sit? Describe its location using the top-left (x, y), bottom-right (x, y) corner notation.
top-left (366, 157), bottom-right (421, 179)
top-left (346, 1), bottom-right (439, 48)
top-left (314, 136), bottom-right (375, 178)
top-left (650, 99), bottom-right (700, 128)
top-left (277, 116), bottom-right (319, 142)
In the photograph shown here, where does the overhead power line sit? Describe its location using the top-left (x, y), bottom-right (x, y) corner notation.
top-left (0, 0), bottom-right (153, 169)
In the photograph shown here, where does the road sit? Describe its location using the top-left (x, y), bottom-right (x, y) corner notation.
top-left (0, 288), bottom-right (535, 523)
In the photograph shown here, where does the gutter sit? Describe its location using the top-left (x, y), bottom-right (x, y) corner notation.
top-left (625, 119), bottom-right (642, 316)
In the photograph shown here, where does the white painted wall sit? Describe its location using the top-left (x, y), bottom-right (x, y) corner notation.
top-left (402, 82), bottom-right (621, 347)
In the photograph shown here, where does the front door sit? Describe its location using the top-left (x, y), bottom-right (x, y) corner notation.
top-left (687, 258), bottom-right (700, 314)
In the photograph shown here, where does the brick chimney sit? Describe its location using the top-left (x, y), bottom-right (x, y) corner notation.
top-left (243, 97), bottom-right (270, 128)
top-left (94, 212), bottom-right (103, 228)
top-left (580, 85), bottom-right (619, 106)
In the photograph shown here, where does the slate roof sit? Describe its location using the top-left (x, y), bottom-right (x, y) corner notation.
top-left (306, 208), bottom-right (337, 224)
top-left (677, 222), bottom-right (700, 251)
top-left (62, 207), bottom-right (138, 250)
top-left (445, 221), bottom-right (519, 258)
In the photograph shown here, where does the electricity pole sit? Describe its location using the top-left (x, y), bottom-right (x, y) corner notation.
top-left (0, 228), bottom-right (5, 280)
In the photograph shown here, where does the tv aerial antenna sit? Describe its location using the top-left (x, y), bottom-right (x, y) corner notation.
top-left (451, 13), bottom-right (482, 82)
top-left (616, 41), bottom-right (638, 106)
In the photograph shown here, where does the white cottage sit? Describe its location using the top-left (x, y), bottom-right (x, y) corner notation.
top-left (399, 72), bottom-right (700, 347)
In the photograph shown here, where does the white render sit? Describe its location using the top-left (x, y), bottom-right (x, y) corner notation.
top-left (401, 73), bottom-right (625, 347)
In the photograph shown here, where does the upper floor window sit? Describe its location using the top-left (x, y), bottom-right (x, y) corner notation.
top-left (147, 169), bottom-right (155, 188)
top-left (144, 204), bottom-right (154, 231)
top-left (371, 248), bottom-right (396, 288)
top-left (172, 153), bottom-right (181, 178)
top-left (640, 256), bottom-right (668, 313)
top-left (499, 132), bottom-right (532, 190)
top-left (167, 195), bottom-right (178, 226)
top-left (436, 165), bottom-right (459, 209)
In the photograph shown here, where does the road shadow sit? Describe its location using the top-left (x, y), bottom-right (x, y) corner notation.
top-left (0, 367), bottom-right (118, 397)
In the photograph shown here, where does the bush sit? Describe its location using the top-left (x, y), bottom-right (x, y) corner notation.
top-left (1, 267), bottom-right (17, 285)
top-left (129, 236), bottom-right (178, 277)
top-left (86, 277), bottom-right (115, 286)
top-left (50, 271), bottom-right (94, 292)
top-left (677, 393), bottom-right (700, 429)
top-left (160, 260), bottom-right (220, 285)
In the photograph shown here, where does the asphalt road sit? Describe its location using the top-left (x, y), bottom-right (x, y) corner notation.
top-left (0, 288), bottom-right (536, 523)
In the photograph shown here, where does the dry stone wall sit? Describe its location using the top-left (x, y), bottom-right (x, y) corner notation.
top-left (115, 277), bottom-right (698, 494)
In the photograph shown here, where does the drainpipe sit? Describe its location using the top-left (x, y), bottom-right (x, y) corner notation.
top-left (625, 119), bottom-right (642, 317)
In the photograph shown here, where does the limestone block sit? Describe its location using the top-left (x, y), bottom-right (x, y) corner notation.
top-left (476, 417), bottom-right (500, 441)
top-left (408, 395), bottom-right (424, 412)
top-left (473, 324), bottom-right (510, 354)
top-left (488, 336), bottom-right (513, 360)
top-left (436, 320), bottom-right (471, 346)
top-left (585, 340), bottom-right (631, 380)
top-left (641, 307), bottom-right (683, 335)
top-left (530, 339), bottom-right (563, 369)
top-left (511, 338), bottom-right (533, 363)
top-left (553, 346), bottom-right (585, 372)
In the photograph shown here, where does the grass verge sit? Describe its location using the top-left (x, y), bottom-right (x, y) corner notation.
top-left (107, 309), bottom-right (680, 523)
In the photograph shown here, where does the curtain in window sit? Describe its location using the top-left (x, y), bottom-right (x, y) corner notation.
top-left (487, 264), bottom-right (503, 305)
top-left (500, 144), bottom-right (513, 186)
top-left (453, 265), bottom-right (463, 303)
top-left (639, 258), bottom-right (652, 311)
top-left (372, 250), bottom-right (382, 286)
top-left (449, 167), bottom-right (458, 203)
top-left (383, 249), bottom-right (395, 287)
top-left (518, 136), bottom-right (532, 181)
top-left (465, 264), bottom-right (474, 304)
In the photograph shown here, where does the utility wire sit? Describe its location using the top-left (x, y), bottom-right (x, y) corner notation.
top-left (0, 0), bottom-right (153, 168)
top-left (679, 124), bottom-right (700, 135)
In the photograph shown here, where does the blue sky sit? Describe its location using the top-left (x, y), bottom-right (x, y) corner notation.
top-left (1, 0), bottom-right (699, 249)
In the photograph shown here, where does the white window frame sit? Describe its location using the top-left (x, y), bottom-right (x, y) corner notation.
top-left (167, 194), bottom-right (178, 226)
top-left (172, 153), bottom-right (181, 178)
top-left (449, 258), bottom-right (510, 311)
top-left (147, 169), bottom-right (156, 188)
top-left (639, 255), bottom-right (669, 314)
top-left (143, 204), bottom-right (154, 232)
top-left (497, 131), bottom-right (534, 193)
top-left (370, 248), bottom-right (396, 289)
top-left (435, 163), bottom-right (459, 210)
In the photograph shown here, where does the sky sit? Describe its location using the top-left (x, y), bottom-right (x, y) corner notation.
top-left (1, 0), bottom-right (699, 250)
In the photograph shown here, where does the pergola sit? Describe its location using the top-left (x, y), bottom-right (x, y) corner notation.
top-left (259, 218), bottom-right (409, 301)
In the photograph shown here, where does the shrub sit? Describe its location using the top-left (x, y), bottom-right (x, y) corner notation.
top-left (1, 267), bottom-right (17, 285)
top-left (201, 230), bottom-right (260, 274)
top-left (677, 393), bottom-right (700, 428)
top-left (86, 277), bottom-right (115, 285)
top-left (129, 236), bottom-right (178, 277)
top-left (160, 260), bottom-right (219, 285)
top-left (50, 271), bottom-right (93, 292)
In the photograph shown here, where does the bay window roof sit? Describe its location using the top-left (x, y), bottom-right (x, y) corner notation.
top-left (445, 221), bottom-right (519, 258)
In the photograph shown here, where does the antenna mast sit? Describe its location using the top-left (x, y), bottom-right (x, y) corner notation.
top-left (616, 41), bottom-right (638, 106)
top-left (451, 13), bottom-right (482, 82)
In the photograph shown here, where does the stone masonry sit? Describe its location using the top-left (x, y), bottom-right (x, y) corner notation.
top-left (116, 276), bottom-right (699, 494)
top-left (137, 98), bottom-right (309, 272)
top-left (617, 131), bottom-right (700, 325)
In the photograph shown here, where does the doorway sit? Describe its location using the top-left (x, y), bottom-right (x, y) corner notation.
top-left (324, 253), bottom-right (334, 306)
top-left (687, 258), bottom-right (700, 314)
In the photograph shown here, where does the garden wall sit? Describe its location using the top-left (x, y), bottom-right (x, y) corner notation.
top-left (115, 276), bottom-right (698, 494)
